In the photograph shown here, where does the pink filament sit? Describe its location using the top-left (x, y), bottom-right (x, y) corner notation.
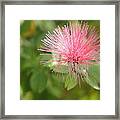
top-left (40, 21), bottom-right (100, 65)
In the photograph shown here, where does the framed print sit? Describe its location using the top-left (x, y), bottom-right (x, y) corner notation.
top-left (0, 0), bottom-right (120, 119)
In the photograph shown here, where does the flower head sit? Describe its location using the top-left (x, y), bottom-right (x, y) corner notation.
top-left (38, 21), bottom-right (100, 87)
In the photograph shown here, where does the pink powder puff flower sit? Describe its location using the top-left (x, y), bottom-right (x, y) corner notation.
top-left (38, 21), bottom-right (100, 87)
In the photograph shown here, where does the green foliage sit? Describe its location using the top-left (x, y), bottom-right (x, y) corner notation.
top-left (22, 91), bottom-right (33, 100)
top-left (20, 20), bottom-right (36, 39)
top-left (64, 75), bottom-right (77, 91)
top-left (20, 20), bottom-right (100, 100)
top-left (85, 64), bottom-right (100, 90)
top-left (51, 64), bottom-right (69, 73)
top-left (30, 71), bottom-right (47, 93)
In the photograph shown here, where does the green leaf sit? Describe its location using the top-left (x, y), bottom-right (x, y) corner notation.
top-left (39, 53), bottom-right (52, 66)
top-left (20, 20), bottom-right (36, 39)
top-left (39, 53), bottom-right (69, 73)
top-left (30, 71), bottom-right (47, 93)
top-left (51, 64), bottom-right (69, 73)
top-left (22, 91), bottom-right (33, 100)
top-left (46, 77), bottom-right (63, 98)
top-left (20, 86), bottom-right (23, 99)
top-left (64, 75), bottom-right (77, 91)
top-left (21, 20), bottom-right (31, 33)
top-left (84, 64), bottom-right (100, 90)
top-left (36, 20), bottom-right (56, 32)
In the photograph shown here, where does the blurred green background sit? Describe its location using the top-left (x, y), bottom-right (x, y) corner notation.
top-left (20, 20), bottom-right (100, 100)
